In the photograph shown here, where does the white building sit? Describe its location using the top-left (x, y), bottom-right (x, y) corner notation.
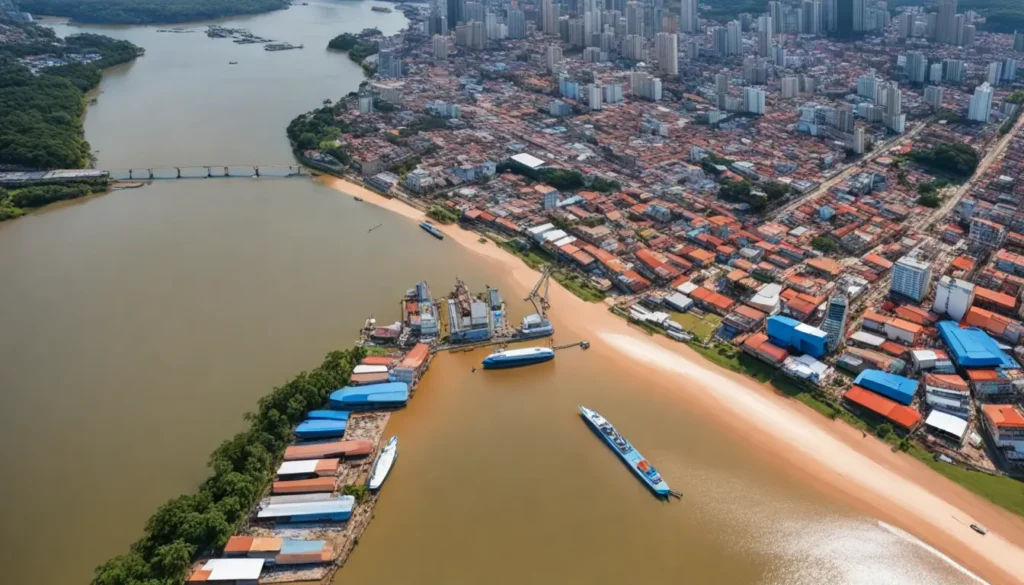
top-left (655, 32), bottom-right (679, 76)
top-left (586, 83), bottom-right (603, 111)
top-left (932, 276), bottom-right (974, 321)
top-left (743, 87), bottom-right (766, 115)
top-left (630, 72), bottom-right (662, 101)
top-left (358, 95), bottom-right (374, 114)
top-left (546, 44), bottom-right (563, 72)
top-left (781, 76), bottom-right (799, 99)
top-left (987, 61), bottom-right (1003, 86)
top-left (890, 255), bottom-right (933, 302)
top-left (432, 34), bottom-right (449, 60)
top-left (681, 0), bottom-right (699, 33)
top-left (603, 83), bottom-right (624, 104)
top-left (968, 82), bottom-right (993, 122)
top-left (924, 85), bottom-right (944, 110)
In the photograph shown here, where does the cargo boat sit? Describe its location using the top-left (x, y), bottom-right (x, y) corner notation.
top-left (371, 6), bottom-right (393, 12)
top-left (368, 435), bottom-right (398, 490)
top-left (419, 221), bottom-right (444, 239)
top-left (517, 313), bottom-right (554, 339)
top-left (578, 406), bottom-right (671, 497)
top-left (482, 346), bottom-right (555, 369)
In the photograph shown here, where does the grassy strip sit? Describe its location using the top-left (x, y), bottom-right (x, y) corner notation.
top-left (552, 271), bottom-right (605, 303)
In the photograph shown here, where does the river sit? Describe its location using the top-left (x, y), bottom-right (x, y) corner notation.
top-left (0, 3), bottom-right (990, 584)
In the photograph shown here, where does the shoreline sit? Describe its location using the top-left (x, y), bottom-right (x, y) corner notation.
top-left (318, 175), bottom-right (1024, 585)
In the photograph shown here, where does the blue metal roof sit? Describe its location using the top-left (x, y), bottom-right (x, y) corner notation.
top-left (306, 410), bottom-right (350, 421)
top-left (854, 370), bottom-right (918, 406)
top-left (329, 382), bottom-right (409, 408)
top-left (280, 539), bottom-right (327, 554)
top-left (937, 321), bottom-right (1017, 369)
top-left (295, 419), bottom-right (347, 439)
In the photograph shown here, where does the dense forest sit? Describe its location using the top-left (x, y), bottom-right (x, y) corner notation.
top-left (909, 143), bottom-right (980, 179)
top-left (0, 178), bottom-right (110, 221)
top-left (88, 348), bottom-right (363, 585)
top-left (0, 29), bottom-right (140, 170)
top-left (19, 0), bottom-right (289, 24)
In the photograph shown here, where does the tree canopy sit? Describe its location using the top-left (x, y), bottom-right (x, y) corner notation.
top-left (909, 142), bottom-right (979, 179)
top-left (19, 0), bottom-right (289, 24)
top-left (0, 30), bottom-right (140, 170)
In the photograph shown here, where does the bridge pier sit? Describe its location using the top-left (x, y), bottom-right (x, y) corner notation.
top-left (148, 169), bottom-right (154, 180)
top-left (128, 169), bottom-right (133, 180)
top-left (206, 167), bottom-right (212, 178)
top-left (224, 167), bottom-right (229, 177)
top-left (175, 167), bottom-right (181, 179)
top-left (254, 166), bottom-right (260, 178)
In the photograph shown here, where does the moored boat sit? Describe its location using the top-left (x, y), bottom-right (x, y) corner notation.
top-left (368, 436), bottom-right (398, 490)
top-left (419, 221), bottom-right (444, 239)
top-left (578, 406), bottom-right (671, 496)
top-left (482, 346), bottom-right (555, 369)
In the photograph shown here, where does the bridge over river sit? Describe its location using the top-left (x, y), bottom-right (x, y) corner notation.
top-left (0, 165), bottom-right (310, 186)
top-left (108, 165), bottom-right (309, 180)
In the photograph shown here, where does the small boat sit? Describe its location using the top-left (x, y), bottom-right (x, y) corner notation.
top-left (971, 523), bottom-right (988, 535)
top-left (419, 221), bottom-right (444, 239)
top-left (371, 6), bottom-right (393, 12)
top-left (579, 406), bottom-right (671, 497)
top-left (354, 196), bottom-right (364, 201)
top-left (483, 346), bottom-right (555, 369)
top-left (368, 436), bottom-right (398, 490)
top-left (229, 61), bottom-right (238, 64)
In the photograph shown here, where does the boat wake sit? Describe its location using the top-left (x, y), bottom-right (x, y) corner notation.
top-left (875, 521), bottom-right (988, 585)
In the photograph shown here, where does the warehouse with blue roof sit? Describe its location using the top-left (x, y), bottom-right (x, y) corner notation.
top-left (854, 370), bottom-right (918, 405)
top-left (936, 321), bottom-right (1017, 369)
top-left (329, 382), bottom-right (409, 410)
top-left (766, 315), bottom-right (828, 359)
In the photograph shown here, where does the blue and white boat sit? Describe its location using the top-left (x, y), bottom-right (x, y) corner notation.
top-left (419, 221), bottom-right (444, 239)
top-left (578, 406), bottom-right (671, 497)
top-left (368, 435), bottom-right (398, 491)
top-left (482, 346), bottom-right (554, 369)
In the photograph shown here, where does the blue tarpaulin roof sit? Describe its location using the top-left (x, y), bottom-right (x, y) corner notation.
top-left (937, 321), bottom-right (1017, 368)
top-left (854, 370), bottom-right (918, 406)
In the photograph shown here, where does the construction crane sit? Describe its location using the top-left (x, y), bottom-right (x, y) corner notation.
top-left (524, 266), bottom-right (552, 319)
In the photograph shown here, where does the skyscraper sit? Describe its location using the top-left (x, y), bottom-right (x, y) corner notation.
top-left (587, 83), bottom-right (603, 110)
top-left (924, 85), bottom-right (943, 110)
top-left (681, 0), bottom-right (699, 33)
top-left (781, 76), bottom-right (799, 98)
top-left (943, 58), bottom-right (966, 83)
top-left (743, 87), bottom-right (766, 115)
top-left (542, 0), bottom-right (561, 35)
top-left (905, 51), bottom-right (927, 84)
top-left (836, 0), bottom-right (853, 34)
top-left (968, 82), bottom-right (993, 122)
top-left (546, 44), bottom-right (563, 71)
top-left (852, 0), bottom-right (864, 31)
top-left (988, 61), bottom-right (1003, 86)
top-left (822, 293), bottom-right (849, 352)
top-left (626, 1), bottom-right (642, 36)
top-left (583, 0), bottom-right (602, 47)
top-left (1015, 30), bottom-right (1024, 52)
top-left (446, 0), bottom-right (461, 28)
top-left (655, 32), bottom-right (679, 75)
top-left (824, 0), bottom-right (837, 32)
top-left (937, 0), bottom-right (957, 44)
top-left (726, 20), bottom-right (742, 55)
top-left (768, 1), bottom-right (783, 33)
top-left (712, 26), bottom-right (728, 56)
top-left (621, 34), bottom-right (644, 60)
top-left (508, 8), bottom-right (526, 39)
top-left (432, 34), bottom-right (450, 59)
top-left (756, 15), bottom-right (772, 56)
top-left (715, 72), bottom-right (729, 95)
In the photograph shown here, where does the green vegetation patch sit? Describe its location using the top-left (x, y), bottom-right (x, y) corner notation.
top-left (552, 271), bottom-right (606, 303)
top-left (427, 205), bottom-right (459, 224)
top-left (909, 142), bottom-right (979, 180)
top-left (0, 30), bottom-right (140, 170)
top-left (327, 33), bottom-right (379, 64)
top-left (0, 179), bottom-right (109, 221)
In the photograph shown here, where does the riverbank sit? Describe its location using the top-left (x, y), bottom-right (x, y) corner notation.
top-left (318, 175), bottom-right (1024, 585)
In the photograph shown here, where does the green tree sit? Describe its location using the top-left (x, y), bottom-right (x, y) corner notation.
top-left (909, 142), bottom-right (979, 179)
top-left (20, 0), bottom-right (290, 24)
top-left (151, 540), bottom-right (195, 581)
top-left (296, 132), bottom-right (318, 150)
top-left (811, 235), bottom-right (837, 253)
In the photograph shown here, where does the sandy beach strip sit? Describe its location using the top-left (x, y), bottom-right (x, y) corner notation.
top-left (318, 175), bottom-right (1024, 585)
